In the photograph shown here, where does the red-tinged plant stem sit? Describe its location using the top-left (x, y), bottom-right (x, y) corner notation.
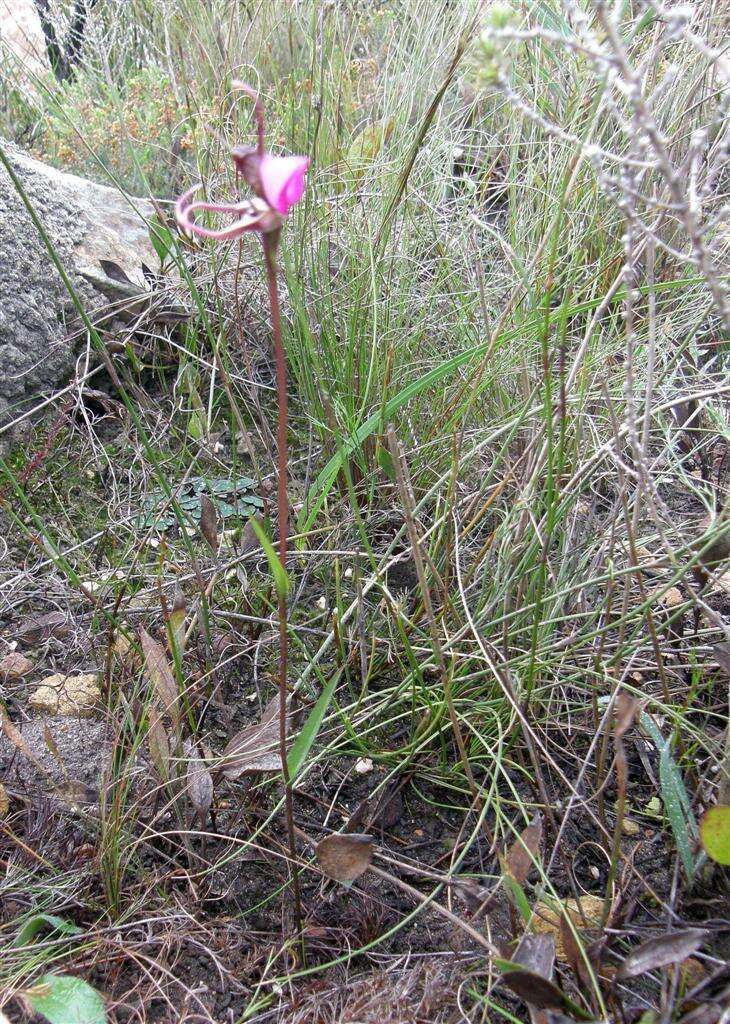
top-left (262, 230), bottom-right (304, 948)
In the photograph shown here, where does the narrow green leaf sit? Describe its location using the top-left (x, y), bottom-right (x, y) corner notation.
top-left (288, 675), bottom-right (337, 778)
top-left (659, 742), bottom-right (697, 881)
top-left (501, 873), bottom-right (532, 923)
top-left (249, 517), bottom-right (289, 598)
top-left (149, 217), bottom-right (173, 265)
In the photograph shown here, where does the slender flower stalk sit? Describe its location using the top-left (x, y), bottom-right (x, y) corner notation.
top-left (261, 229), bottom-right (305, 946)
top-left (175, 80), bottom-right (308, 945)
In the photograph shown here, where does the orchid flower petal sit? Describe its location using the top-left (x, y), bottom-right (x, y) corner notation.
top-left (258, 154), bottom-right (310, 215)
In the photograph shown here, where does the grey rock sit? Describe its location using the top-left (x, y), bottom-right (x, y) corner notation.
top-left (0, 140), bottom-right (160, 438)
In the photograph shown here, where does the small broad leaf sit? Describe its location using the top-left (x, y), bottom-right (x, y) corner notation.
top-left (617, 929), bottom-right (708, 980)
top-left (149, 216), bottom-right (174, 265)
top-left (167, 590), bottom-right (187, 656)
top-left (220, 697), bottom-right (282, 777)
top-left (148, 711), bottom-right (171, 780)
top-left (206, 476), bottom-right (256, 495)
top-left (511, 934), bottom-right (557, 1024)
top-left (501, 971), bottom-right (571, 1011)
top-left (505, 813), bottom-right (543, 884)
top-left (185, 742), bottom-right (214, 815)
top-left (199, 495), bottom-right (219, 551)
top-left (700, 805), bottom-right (730, 865)
top-left (240, 516), bottom-right (263, 554)
top-left (500, 969), bottom-right (592, 1020)
top-left (513, 932), bottom-right (555, 977)
top-left (25, 974), bottom-right (106, 1024)
top-left (140, 630), bottom-right (180, 730)
top-left (14, 914), bottom-right (82, 948)
top-left (99, 259), bottom-right (135, 287)
top-left (316, 833), bottom-right (373, 882)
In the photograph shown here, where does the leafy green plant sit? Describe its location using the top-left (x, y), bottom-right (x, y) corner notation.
top-left (136, 475), bottom-right (263, 530)
top-left (641, 714), bottom-right (699, 882)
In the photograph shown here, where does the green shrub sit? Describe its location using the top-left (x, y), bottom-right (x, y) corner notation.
top-left (36, 65), bottom-right (197, 195)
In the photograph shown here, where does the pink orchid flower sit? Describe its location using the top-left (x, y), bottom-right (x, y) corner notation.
top-left (257, 153), bottom-right (310, 215)
top-left (230, 147), bottom-right (310, 218)
top-left (175, 82), bottom-right (309, 242)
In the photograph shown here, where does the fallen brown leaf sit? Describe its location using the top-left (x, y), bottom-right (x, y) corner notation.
top-left (512, 933), bottom-right (557, 1024)
top-left (240, 516), bottom-right (263, 554)
top-left (148, 709), bottom-right (171, 780)
top-left (316, 833), bottom-right (373, 882)
top-left (185, 741), bottom-right (214, 815)
top-left (220, 697), bottom-right (283, 777)
top-left (15, 611), bottom-right (70, 644)
top-left (617, 928), bottom-right (708, 980)
top-left (713, 644), bottom-right (730, 676)
top-left (140, 629), bottom-right (181, 731)
top-left (505, 813), bottom-right (543, 884)
top-left (200, 495), bottom-right (219, 551)
top-left (500, 970), bottom-right (574, 1014)
top-left (0, 652), bottom-right (34, 681)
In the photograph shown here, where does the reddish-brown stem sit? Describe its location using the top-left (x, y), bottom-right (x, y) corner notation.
top-left (262, 231), bottom-right (304, 948)
top-left (233, 80), bottom-right (266, 156)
